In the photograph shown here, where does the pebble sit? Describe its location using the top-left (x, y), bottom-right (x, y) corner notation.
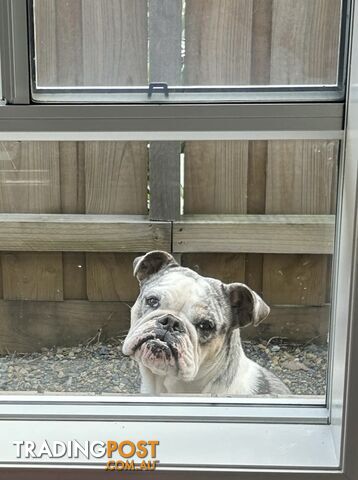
top-left (0, 338), bottom-right (327, 396)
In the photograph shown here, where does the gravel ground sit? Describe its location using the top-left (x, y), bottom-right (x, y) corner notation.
top-left (0, 336), bottom-right (327, 396)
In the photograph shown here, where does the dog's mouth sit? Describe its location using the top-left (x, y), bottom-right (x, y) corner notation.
top-left (133, 331), bottom-right (179, 359)
top-left (129, 329), bottom-right (181, 375)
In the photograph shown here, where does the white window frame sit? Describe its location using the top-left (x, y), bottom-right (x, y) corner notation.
top-left (0, 0), bottom-right (357, 478)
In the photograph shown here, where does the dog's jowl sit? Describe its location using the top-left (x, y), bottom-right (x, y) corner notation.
top-left (122, 251), bottom-right (290, 396)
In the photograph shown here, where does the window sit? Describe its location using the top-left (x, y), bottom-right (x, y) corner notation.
top-left (0, 0), bottom-right (357, 478)
top-left (30, 0), bottom-right (347, 102)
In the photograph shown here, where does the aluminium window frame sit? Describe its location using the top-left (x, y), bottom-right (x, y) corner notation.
top-left (27, 0), bottom-right (350, 104)
top-left (0, 0), bottom-right (357, 478)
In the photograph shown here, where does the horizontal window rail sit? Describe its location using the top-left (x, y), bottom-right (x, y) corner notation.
top-left (0, 104), bottom-right (344, 136)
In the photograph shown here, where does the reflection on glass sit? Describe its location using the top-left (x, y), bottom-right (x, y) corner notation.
top-left (0, 140), bottom-right (337, 400)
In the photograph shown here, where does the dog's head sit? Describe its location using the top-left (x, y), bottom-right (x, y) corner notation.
top-left (122, 251), bottom-right (270, 382)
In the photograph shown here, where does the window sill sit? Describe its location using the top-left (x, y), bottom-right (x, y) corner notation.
top-left (0, 418), bottom-right (339, 471)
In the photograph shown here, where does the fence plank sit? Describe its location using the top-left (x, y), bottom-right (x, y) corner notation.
top-left (33, 0), bottom-right (58, 86)
top-left (263, 254), bottom-right (328, 306)
top-left (149, 0), bottom-right (182, 84)
top-left (173, 215), bottom-right (335, 254)
top-left (85, 142), bottom-right (148, 215)
top-left (85, 141), bottom-right (149, 300)
top-left (82, 0), bottom-right (148, 86)
top-left (149, 142), bottom-right (181, 221)
top-left (250, 0), bottom-right (273, 85)
top-left (0, 142), bottom-right (63, 301)
top-left (242, 305), bottom-right (329, 343)
top-left (86, 253), bottom-right (139, 302)
top-left (266, 141), bottom-right (338, 214)
top-left (0, 300), bottom-right (131, 353)
top-left (0, 142), bottom-right (61, 213)
top-left (182, 253), bottom-right (245, 284)
top-left (264, 140), bottom-right (338, 305)
top-left (184, 141), bottom-right (248, 214)
top-left (59, 142), bottom-right (87, 299)
top-left (148, 1), bottom-right (182, 221)
top-left (270, 0), bottom-right (341, 85)
top-left (184, 140), bottom-right (248, 290)
top-left (62, 252), bottom-right (87, 300)
top-left (245, 141), bottom-right (268, 296)
top-left (185, 0), bottom-right (253, 85)
top-left (2, 252), bottom-right (63, 301)
top-left (54, 0), bottom-right (83, 86)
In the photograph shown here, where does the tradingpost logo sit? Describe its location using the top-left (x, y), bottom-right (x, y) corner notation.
top-left (13, 439), bottom-right (160, 471)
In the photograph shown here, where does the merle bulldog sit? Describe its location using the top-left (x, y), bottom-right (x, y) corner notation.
top-left (123, 251), bottom-right (290, 396)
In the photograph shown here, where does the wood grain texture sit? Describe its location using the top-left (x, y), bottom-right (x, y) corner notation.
top-left (263, 254), bottom-right (328, 305)
top-left (149, 142), bottom-right (181, 221)
top-left (33, 0), bottom-right (58, 86)
top-left (250, 0), bottom-right (273, 85)
top-left (0, 214), bottom-right (171, 252)
top-left (266, 141), bottom-right (338, 214)
top-left (34, 0), bottom-right (148, 87)
top-left (0, 300), bottom-right (131, 353)
top-left (84, 141), bottom-right (148, 303)
top-left (241, 305), bottom-right (330, 342)
top-left (63, 252), bottom-right (87, 300)
top-left (173, 215), bottom-right (335, 254)
top-left (265, 140), bottom-right (338, 305)
top-left (59, 142), bottom-right (86, 299)
top-left (54, 0), bottom-right (83, 86)
top-left (245, 254), bottom-right (264, 297)
top-left (185, 0), bottom-right (253, 85)
top-left (86, 253), bottom-right (139, 302)
top-left (82, 0), bottom-right (148, 86)
top-left (85, 142), bottom-right (148, 215)
top-left (270, 0), bottom-right (341, 85)
top-left (2, 252), bottom-right (63, 301)
top-left (0, 142), bottom-right (61, 213)
top-left (0, 301), bottom-right (328, 353)
top-left (245, 141), bottom-right (268, 299)
top-left (182, 253), bottom-right (245, 284)
top-left (184, 141), bottom-right (248, 214)
top-left (149, 0), bottom-right (182, 84)
top-left (0, 142), bottom-right (63, 301)
top-left (59, 142), bottom-right (85, 214)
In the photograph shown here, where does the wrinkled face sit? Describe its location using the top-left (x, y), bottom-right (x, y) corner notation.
top-left (122, 267), bottom-right (232, 382)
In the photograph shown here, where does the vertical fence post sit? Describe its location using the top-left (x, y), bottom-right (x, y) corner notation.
top-left (148, 0), bottom-right (182, 223)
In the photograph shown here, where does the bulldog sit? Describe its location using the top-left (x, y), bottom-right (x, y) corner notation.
top-left (123, 251), bottom-right (290, 396)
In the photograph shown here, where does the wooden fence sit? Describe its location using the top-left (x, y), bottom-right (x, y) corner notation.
top-left (0, 138), bottom-right (337, 352)
top-left (33, 0), bottom-right (342, 87)
top-left (0, 0), bottom-right (341, 352)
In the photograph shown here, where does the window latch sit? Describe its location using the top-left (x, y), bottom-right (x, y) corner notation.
top-left (148, 82), bottom-right (169, 98)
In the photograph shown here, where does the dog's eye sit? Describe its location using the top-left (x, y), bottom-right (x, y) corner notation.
top-left (197, 320), bottom-right (214, 332)
top-left (146, 296), bottom-right (160, 309)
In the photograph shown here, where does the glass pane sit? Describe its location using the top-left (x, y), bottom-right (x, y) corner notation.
top-left (30, 0), bottom-right (344, 102)
top-left (0, 139), bottom-right (338, 400)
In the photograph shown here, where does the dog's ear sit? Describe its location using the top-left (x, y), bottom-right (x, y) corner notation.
top-left (133, 251), bottom-right (178, 283)
top-left (226, 283), bottom-right (270, 328)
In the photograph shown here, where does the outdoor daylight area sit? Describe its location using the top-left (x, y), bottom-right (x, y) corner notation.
top-left (0, 138), bottom-right (338, 398)
top-left (1, 0), bottom-right (358, 477)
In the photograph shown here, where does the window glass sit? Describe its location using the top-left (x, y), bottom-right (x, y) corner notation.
top-left (0, 139), bottom-right (338, 400)
top-left (30, 0), bottom-right (343, 101)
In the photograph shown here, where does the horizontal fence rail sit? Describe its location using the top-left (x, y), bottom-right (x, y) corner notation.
top-left (173, 215), bottom-right (335, 254)
top-left (0, 214), bottom-right (171, 252)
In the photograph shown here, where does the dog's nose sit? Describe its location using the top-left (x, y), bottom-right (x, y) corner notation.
top-left (158, 315), bottom-right (184, 333)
